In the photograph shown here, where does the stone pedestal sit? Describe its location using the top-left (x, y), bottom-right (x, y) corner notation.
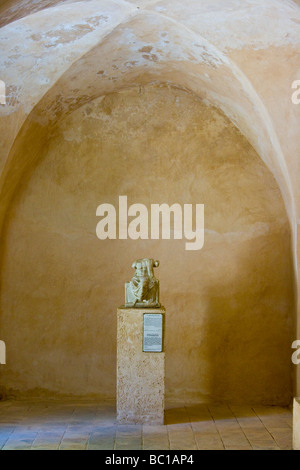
top-left (117, 307), bottom-right (165, 425)
top-left (293, 398), bottom-right (300, 450)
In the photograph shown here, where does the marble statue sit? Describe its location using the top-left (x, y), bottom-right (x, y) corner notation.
top-left (125, 258), bottom-right (160, 308)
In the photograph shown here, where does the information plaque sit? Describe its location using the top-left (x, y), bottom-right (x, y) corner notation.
top-left (143, 313), bottom-right (163, 352)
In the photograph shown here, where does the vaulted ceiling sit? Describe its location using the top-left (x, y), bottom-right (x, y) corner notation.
top-left (0, 0), bottom-right (300, 232)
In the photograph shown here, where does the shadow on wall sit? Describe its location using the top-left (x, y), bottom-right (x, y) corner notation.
top-left (165, 222), bottom-right (294, 406)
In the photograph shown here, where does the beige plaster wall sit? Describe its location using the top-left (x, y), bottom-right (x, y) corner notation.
top-left (0, 85), bottom-right (294, 404)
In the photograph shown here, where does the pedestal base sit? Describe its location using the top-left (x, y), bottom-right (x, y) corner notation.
top-left (117, 307), bottom-right (165, 425)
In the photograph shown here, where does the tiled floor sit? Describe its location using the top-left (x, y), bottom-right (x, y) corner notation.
top-left (0, 400), bottom-right (293, 450)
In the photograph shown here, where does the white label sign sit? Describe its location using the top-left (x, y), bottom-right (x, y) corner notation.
top-left (143, 313), bottom-right (163, 352)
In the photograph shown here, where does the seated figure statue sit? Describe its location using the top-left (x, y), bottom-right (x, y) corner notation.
top-left (125, 258), bottom-right (160, 308)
